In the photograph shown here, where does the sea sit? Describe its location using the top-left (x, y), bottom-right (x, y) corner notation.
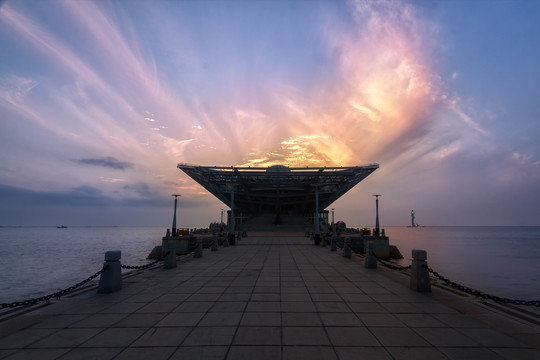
top-left (0, 226), bottom-right (539, 304)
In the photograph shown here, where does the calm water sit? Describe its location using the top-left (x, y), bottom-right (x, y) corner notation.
top-left (0, 226), bottom-right (539, 303)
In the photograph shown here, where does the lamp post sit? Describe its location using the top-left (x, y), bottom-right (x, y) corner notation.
top-left (314, 186), bottom-right (320, 245)
top-left (229, 189), bottom-right (236, 245)
top-left (373, 194), bottom-right (381, 237)
top-left (221, 209), bottom-right (224, 224)
top-left (331, 208), bottom-right (335, 226)
top-left (172, 194), bottom-right (180, 236)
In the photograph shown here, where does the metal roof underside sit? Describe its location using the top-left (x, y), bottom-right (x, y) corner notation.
top-left (178, 164), bottom-right (379, 213)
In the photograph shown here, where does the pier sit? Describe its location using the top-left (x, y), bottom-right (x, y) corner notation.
top-left (1, 232), bottom-right (539, 359)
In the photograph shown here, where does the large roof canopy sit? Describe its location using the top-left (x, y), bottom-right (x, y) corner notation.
top-left (178, 164), bottom-right (379, 215)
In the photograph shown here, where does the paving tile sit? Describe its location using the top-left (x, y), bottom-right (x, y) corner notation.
top-left (227, 345), bottom-right (281, 360)
top-left (356, 313), bottom-right (405, 327)
top-left (413, 327), bottom-right (480, 347)
top-left (55, 347), bottom-right (122, 360)
top-left (116, 347), bottom-right (177, 360)
top-left (68, 313), bottom-right (127, 328)
top-left (219, 293), bottom-right (251, 301)
top-left (380, 302), bottom-right (421, 313)
top-left (334, 347), bottom-right (392, 360)
top-left (114, 313), bottom-right (165, 327)
top-left (182, 326), bottom-right (236, 345)
top-left (240, 312), bottom-right (281, 326)
top-left (282, 327), bottom-right (330, 345)
top-left (100, 302), bottom-right (145, 314)
top-left (210, 301), bottom-right (248, 313)
top-left (186, 293), bottom-right (222, 302)
top-left (370, 327), bottom-right (430, 347)
top-left (459, 328), bottom-right (530, 347)
top-left (251, 293), bottom-right (281, 301)
top-left (348, 302), bottom-right (387, 313)
top-left (432, 313), bottom-right (486, 328)
top-left (132, 327), bottom-right (192, 346)
top-left (319, 313), bottom-right (363, 326)
top-left (280, 286), bottom-right (308, 294)
top-left (491, 348), bottom-right (540, 360)
top-left (80, 328), bottom-right (146, 347)
top-left (0, 348), bottom-right (70, 360)
top-left (282, 313), bottom-right (321, 326)
top-left (170, 346), bottom-right (229, 359)
top-left (439, 347), bottom-right (506, 360)
top-left (246, 301), bottom-right (281, 312)
top-left (136, 302), bottom-right (179, 313)
top-left (386, 347), bottom-right (448, 360)
top-left (310, 293), bottom-right (341, 302)
top-left (395, 313), bottom-right (445, 327)
top-left (31, 315), bottom-right (87, 329)
top-left (174, 301), bottom-right (214, 313)
top-left (280, 293), bottom-right (311, 301)
top-left (29, 328), bottom-right (102, 348)
top-left (314, 302), bottom-right (351, 313)
top-left (283, 346), bottom-right (337, 360)
top-left (281, 301), bottom-right (316, 312)
top-left (326, 326), bottom-right (381, 346)
top-left (156, 312), bottom-right (205, 327)
top-left (340, 293), bottom-right (372, 302)
top-left (199, 312), bottom-right (243, 326)
top-left (233, 326), bottom-right (281, 345)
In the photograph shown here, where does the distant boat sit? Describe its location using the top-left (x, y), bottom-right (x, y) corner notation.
top-left (56, 225), bottom-right (68, 228)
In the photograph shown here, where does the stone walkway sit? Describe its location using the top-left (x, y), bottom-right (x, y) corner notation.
top-left (0, 233), bottom-right (538, 359)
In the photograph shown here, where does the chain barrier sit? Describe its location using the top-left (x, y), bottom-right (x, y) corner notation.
top-left (422, 264), bottom-right (540, 307)
top-left (1, 265), bottom-right (110, 309)
top-left (121, 250), bottom-right (170, 270)
top-left (1, 250), bottom-right (173, 309)
top-left (370, 251), bottom-right (412, 271)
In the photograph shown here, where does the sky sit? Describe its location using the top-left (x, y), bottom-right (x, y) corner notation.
top-left (1, 0), bottom-right (539, 228)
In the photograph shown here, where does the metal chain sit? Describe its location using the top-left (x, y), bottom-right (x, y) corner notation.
top-left (121, 250), bottom-right (170, 270)
top-left (1, 265), bottom-right (110, 309)
top-left (423, 264), bottom-right (540, 307)
top-left (371, 251), bottom-right (412, 270)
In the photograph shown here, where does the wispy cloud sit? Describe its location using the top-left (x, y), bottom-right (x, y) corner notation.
top-left (74, 157), bottom-right (133, 170)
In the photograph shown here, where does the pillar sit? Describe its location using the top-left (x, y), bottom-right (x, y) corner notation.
top-left (98, 251), bottom-right (122, 294)
top-left (410, 249), bottom-right (431, 292)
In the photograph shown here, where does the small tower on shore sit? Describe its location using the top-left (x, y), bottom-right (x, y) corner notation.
top-left (411, 210), bottom-right (416, 227)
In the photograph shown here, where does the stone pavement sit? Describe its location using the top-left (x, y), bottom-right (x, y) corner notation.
top-left (0, 233), bottom-right (539, 360)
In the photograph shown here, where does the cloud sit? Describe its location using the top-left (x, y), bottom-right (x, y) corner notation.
top-left (74, 157), bottom-right (133, 170)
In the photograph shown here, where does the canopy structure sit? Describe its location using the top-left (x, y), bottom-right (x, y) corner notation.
top-left (178, 164), bottom-right (379, 217)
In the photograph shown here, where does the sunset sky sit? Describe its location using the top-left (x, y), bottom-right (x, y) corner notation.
top-left (1, 0), bottom-right (539, 227)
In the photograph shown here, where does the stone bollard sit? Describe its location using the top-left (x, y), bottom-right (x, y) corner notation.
top-left (410, 249), bottom-right (431, 292)
top-left (222, 236), bottom-right (229, 247)
top-left (98, 251), bottom-right (122, 294)
top-left (330, 236), bottom-right (337, 251)
top-left (163, 241), bottom-right (177, 269)
top-left (211, 238), bottom-right (219, 251)
top-left (342, 237), bottom-right (351, 258)
top-left (365, 241), bottom-right (377, 269)
top-left (194, 238), bottom-right (203, 258)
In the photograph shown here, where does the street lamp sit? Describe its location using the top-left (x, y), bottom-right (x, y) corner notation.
top-left (172, 194), bottom-right (181, 236)
top-left (373, 194), bottom-right (381, 237)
